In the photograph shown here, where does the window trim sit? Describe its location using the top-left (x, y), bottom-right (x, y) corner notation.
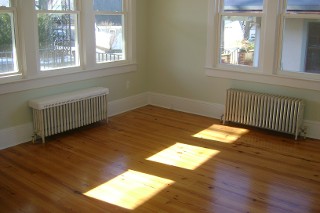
top-left (206, 0), bottom-right (320, 91)
top-left (278, 7), bottom-right (320, 80)
top-left (0, 0), bottom-right (137, 93)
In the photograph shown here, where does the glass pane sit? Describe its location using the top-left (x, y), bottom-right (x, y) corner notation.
top-left (281, 19), bottom-right (320, 74)
top-left (0, 13), bottom-right (17, 73)
top-left (287, 0), bottom-right (320, 12)
top-left (95, 15), bottom-right (124, 63)
top-left (35, 0), bottom-right (75, 11)
top-left (93, 0), bottom-right (122, 12)
top-left (38, 13), bottom-right (78, 70)
top-left (224, 0), bottom-right (263, 11)
top-left (220, 16), bottom-right (261, 67)
top-left (0, 0), bottom-right (10, 7)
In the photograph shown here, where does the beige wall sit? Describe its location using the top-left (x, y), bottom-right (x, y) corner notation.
top-left (146, 0), bottom-right (320, 122)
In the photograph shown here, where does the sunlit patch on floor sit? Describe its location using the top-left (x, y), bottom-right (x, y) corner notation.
top-left (84, 170), bottom-right (174, 210)
top-left (193, 124), bottom-right (249, 143)
top-left (147, 143), bottom-right (220, 170)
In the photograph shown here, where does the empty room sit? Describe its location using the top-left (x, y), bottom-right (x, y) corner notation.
top-left (0, 0), bottom-right (320, 212)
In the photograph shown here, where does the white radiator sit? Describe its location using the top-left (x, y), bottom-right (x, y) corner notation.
top-left (223, 89), bottom-right (304, 140)
top-left (29, 87), bottom-right (109, 143)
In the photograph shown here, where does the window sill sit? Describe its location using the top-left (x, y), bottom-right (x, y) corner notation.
top-left (0, 63), bottom-right (137, 95)
top-left (205, 67), bottom-right (320, 91)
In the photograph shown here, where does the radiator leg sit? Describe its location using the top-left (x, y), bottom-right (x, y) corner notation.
top-left (301, 126), bottom-right (307, 140)
top-left (32, 133), bottom-right (36, 144)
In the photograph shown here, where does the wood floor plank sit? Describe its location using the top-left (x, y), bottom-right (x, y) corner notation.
top-left (0, 105), bottom-right (320, 212)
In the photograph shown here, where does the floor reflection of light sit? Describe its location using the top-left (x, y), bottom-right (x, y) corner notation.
top-left (267, 184), bottom-right (312, 213)
top-left (147, 143), bottom-right (220, 170)
top-left (84, 170), bottom-right (174, 210)
top-left (193, 124), bottom-right (249, 143)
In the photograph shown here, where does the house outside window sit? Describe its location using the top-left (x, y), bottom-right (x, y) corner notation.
top-left (94, 0), bottom-right (125, 64)
top-left (281, 0), bottom-right (320, 74)
top-left (220, 0), bottom-right (263, 68)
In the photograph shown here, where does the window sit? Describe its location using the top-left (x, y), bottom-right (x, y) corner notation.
top-left (94, 0), bottom-right (125, 63)
top-left (218, 0), bottom-right (263, 69)
top-left (281, 0), bottom-right (320, 74)
top-left (35, 0), bottom-right (80, 71)
top-left (0, 0), bottom-right (136, 91)
top-left (0, 0), bottom-right (19, 76)
top-left (206, 0), bottom-right (320, 91)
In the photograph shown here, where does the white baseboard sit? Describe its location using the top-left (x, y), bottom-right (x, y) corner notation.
top-left (148, 92), bottom-right (225, 120)
top-left (1, 92), bottom-right (319, 150)
top-left (108, 92), bottom-right (149, 117)
top-left (303, 120), bottom-right (320, 140)
top-left (0, 123), bottom-right (33, 150)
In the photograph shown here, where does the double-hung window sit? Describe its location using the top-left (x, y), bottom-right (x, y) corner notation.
top-left (94, 0), bottom-right (125, 64)
top-left (35, 0), bottom-right (80, 71)
top-left (0, 0), bottom-right (19, 76)
top-left (217, 0), bottom-right (263, 70)
top-left (0, 0), bottom-right (136, 92)
top-left (206, 0), bottom-right (320, 90)
top-left (280, 0), bottom-right (320, 76)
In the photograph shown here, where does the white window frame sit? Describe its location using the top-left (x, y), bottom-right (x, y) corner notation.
top-left (216, 1), bottom-right (264, 72)
top-left (93, 0), bottom-right (127, 65)
top-left (206, 0), bottom-right (320, 91)
top-left (82, 0), bottom-right (135, 71)
top-left (278, 1), bottom-right (320, 82)
top-left (0, 0), bottom-right (136, 94)
top-left (35, 0), bottom-right (81, 72)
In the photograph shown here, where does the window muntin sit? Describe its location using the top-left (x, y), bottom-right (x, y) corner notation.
top-left (280, 1), bottom-right (320, 75)
top-left (94, 0), bottom-right (125, 64)
top-left (35, 0), bottom-right (79, 71)
top-left (218, 0), bottom-right (263, 69)
top-left (0, 0), bottom-right (18, 75)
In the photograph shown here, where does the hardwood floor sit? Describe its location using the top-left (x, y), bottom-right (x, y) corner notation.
top-left (1, 105), bottom-right (320, 213)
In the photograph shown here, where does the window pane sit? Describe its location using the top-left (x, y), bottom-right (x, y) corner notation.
top-left (220, 16), bottom-right (260, 67)
top-left (95, 15), bottom-right (124, 63)
top-left (0, 12), bottom-right (17, 73)
top-left (38, 13), bottom-right (78, 70)
top-left (93, 0), bottom-right (122, 12)
top-left (0, 0), bottom-right (10, 7)
top-left (224, 0), bottom-right (263, 11)
top-left (35, 0), bottom-right (75, 11)
top-left (281, 19), bottom-right (320, 74)
top-left (287, 0), bottom-right (320, 12)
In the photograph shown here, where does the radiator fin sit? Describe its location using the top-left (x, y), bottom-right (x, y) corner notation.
top-left (224, 89), bottom-right (304, 140)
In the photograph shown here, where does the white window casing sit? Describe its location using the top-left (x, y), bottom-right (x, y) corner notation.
top-left (206, 0), bottom-right (320, 91)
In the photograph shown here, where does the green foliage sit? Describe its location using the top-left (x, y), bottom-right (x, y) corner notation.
top-left (0, 13), bottom-right (13, 50)
top-left (240, 39), bottom-right (255, 52)
top-left (38, 14), bottom-right (54, 48)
